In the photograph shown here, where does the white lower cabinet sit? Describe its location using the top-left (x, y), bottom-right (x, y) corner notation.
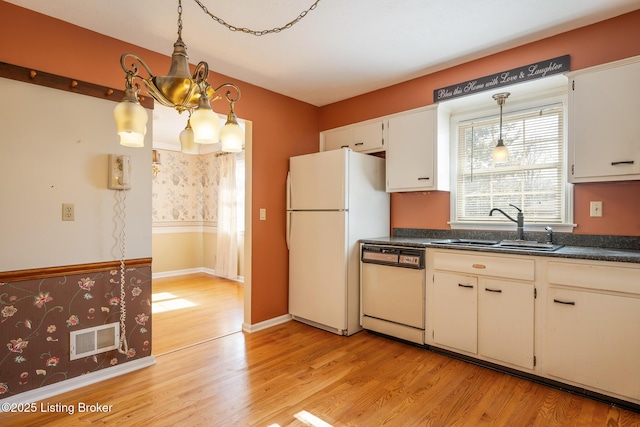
top-left (545, 261), bottom-right (640, 400)
top-left (433, 272), bottom-right (477, 354)
top-left (426, 250), bottom-right (640, 404)
top-left (478, 278), bottom-right (535, 369)
top-left (431, 252), bottom-right (535, 370)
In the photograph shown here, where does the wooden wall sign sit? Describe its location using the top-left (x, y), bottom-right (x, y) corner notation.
top-left (434, 55), bottom-right (570, 102)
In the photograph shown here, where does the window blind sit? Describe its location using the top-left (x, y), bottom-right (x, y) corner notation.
top-left (456, 104), bottom-right (565, 223)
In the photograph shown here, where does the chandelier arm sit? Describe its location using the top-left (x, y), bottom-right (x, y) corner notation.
top-left (213, 83), bottom-right (241, 103)
top-left (120, 53), bottom-right (156, 80)
top-left (192, 0), bottom-right (321, 36)
top-left (192, 61), bottom-right (210, 84)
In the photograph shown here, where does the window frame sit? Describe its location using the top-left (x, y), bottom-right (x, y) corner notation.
top-left (448, 90), bottom-right (575, 233)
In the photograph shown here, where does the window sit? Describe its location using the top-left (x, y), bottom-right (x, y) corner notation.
top-left (451, 96), bottom-right (573, 231)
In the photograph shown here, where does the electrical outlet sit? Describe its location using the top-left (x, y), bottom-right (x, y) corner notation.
top-left (259, 208), bottom-right (267, 221)
top-left (589, 201), bottom-right (603, 217)
top-left (62, 203), bottom-right (75, 221)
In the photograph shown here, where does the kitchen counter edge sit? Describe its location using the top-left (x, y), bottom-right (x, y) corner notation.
top-left (360, 237), bottom-right (640, 264)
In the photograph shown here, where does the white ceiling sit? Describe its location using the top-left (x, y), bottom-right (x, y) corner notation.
top-left (7, 0), bottom-right (640, 107)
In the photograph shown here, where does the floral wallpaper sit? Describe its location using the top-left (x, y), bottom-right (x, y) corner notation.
top-left (152, 150), bottom-right (221, 224)
top-left (0, 266), bottom-right (152, 398)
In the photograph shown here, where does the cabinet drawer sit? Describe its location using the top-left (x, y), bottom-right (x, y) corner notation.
top-left (434, 251), bottom-right (534, 281)
top-left (548, 261), bottom-right (640, 295)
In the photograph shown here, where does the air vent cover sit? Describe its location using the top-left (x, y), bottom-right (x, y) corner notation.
top-left (70, 322), bottom-right (120, 360)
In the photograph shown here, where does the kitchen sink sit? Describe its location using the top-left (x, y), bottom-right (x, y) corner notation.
top-left (495, 240), bottom-right (564, 251)
top-left (431, 238), bottom-right (563, 252)
top-left (431, 238), bottom-right (499, 247)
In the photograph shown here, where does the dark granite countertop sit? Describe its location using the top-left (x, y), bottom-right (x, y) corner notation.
top-left (360, 229), bottom-right (640, 264)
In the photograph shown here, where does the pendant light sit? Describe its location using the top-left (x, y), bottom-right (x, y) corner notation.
top-left (492, 92), bottom-right (510, 163)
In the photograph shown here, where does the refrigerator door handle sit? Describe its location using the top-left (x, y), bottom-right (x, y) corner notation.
top-left (286, 170), bottom-right (291, 250)
top-left (286, 171), bottom-right (292, 211)
top-left (286, 211), bottom-right (291, 250)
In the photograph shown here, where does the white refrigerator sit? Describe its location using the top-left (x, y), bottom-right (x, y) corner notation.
top-left (286, 148), bottom-right (389, 335)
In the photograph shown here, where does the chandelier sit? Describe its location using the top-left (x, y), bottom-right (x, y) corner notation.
top-left (113, 0), bottom-right (244, 152)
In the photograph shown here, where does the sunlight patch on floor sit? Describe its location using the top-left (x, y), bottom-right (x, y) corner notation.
top-left (267, 410), bottom-right (334, 427)
top-left (152, 292), bottom-right (197, 313)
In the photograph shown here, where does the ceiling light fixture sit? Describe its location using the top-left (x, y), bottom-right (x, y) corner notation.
top-left (114, 0), bottom-right (242, 151)
top-left (492, 92), bottom-right (510, 163)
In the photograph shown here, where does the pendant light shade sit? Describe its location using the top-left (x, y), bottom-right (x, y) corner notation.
top-left (114, 84), bottom-right (148, 147)
top-left (492, 92), bottom-right (510, 164)
top-left (492, 140), bottom-right (509, 163)
top-left (179, 119), bottom-right (199, 154)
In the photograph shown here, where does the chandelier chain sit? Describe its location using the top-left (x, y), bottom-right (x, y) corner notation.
top-left (191, 0), bottom-right (321, 36)
top-left (177, 0), bottom-right (183, 38)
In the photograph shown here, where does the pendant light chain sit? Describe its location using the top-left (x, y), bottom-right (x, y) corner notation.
top-left (191, 0), bottom-right (321, 36)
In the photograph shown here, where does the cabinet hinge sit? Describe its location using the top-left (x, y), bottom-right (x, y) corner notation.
top-left (432, 330), bottom-right (435, 339)
top-left (534, 288), bottom-right (537, 299)
top-left (534, 356), bottom-right (537, 367)
top-left (572, 80), bottom-right (575, 90)
top-left (571, 164), bottom-right (574, 175)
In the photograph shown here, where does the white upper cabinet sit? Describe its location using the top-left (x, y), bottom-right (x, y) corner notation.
top-left (386, 106), bottom-right (450, 192)
top-left (321, 127), bottom-right (352, 152)
top-left (353, 121), bottom-right (385, 152)
top-left (568, 56), bottom-right (640, 183)
top-left (321, 120), bottom-right (384, 153)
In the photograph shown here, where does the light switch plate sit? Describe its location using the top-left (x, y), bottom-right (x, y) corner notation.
top-left (589, 201), bottom-right (602, 217)
top-left (259, 208), bottom-right (266, 221)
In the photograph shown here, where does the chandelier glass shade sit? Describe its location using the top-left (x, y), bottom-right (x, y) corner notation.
top-left (179, 118), bottom-right (199, 154)
top-left (220, 101), bottom-right (244, 152)
top-left (113, 80), bottom-right (148, 147)
top-left (114, 0), bottom-right (242, 152)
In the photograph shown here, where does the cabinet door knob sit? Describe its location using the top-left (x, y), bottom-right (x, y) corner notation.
top-left (418, 177), bottom-right (430, 180)
top-left (485, 288), bottom-right (502, 293)
top-left (553, 299), bottom-right (575, 306)
top-left (458, 283), bottom-right (474, 289)
top-left (354, 142), bottom-right (364, 146)
top-left (340, 145), bottom-right (349, 148)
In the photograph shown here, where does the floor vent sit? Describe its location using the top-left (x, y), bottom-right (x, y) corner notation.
top-left (70, 322), bottom-right (120, 360)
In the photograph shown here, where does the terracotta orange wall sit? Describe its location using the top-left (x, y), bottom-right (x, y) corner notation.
top-left (0, 3), bottom-right (319, 324)
top-left (319, 10), bottom-right (640, 236)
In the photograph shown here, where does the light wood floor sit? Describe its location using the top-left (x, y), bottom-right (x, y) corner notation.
top-left (151, 273), bottom-right (244, 355)
top-left (3, 274), bottom-right (640, 426)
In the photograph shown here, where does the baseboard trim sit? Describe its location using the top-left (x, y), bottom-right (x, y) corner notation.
top-left (243, 314), bottom-right (291, 333)
top-left (0, 356), bottom-right (156, 405)
top-left (152, 268), bottom-right (244, 282)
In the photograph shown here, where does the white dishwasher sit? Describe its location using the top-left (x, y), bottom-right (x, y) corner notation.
top-left (360, 244), bottom-right (426, 344)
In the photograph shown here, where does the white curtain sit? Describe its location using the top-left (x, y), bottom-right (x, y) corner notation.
top-left (215, 153), bottom-right (238, 280)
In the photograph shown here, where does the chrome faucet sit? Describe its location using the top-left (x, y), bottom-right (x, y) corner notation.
top-left (545, 226), bottom-right (554, 244)
top-left (489, 204), bottom-right (524, 240)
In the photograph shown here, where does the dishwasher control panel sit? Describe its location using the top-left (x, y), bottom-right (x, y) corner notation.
top-left (361, 244), bottom-right (425, 269)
